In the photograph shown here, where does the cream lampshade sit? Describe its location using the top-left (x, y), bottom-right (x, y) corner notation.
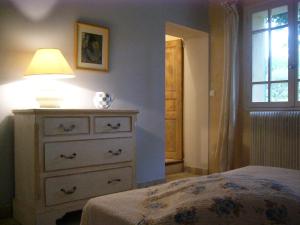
top-left (25, 49), bottom-right (75, 108)
top-left (25, 49), bottom-right (74, 78)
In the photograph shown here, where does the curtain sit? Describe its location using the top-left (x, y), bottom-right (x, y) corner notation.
top-left (215, 0), bottom-right (240, 172)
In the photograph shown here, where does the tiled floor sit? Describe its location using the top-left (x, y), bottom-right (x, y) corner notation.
top-left (1, 172), bottom-right (196, 225)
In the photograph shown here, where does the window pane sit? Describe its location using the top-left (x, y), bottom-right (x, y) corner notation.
top-left (252, 84), bottom-right (268, 102)
top-left (271, 5), bottom-right (288, 28)
top-left (252, 32), bottom-right (269, 82)
top-left (271, 27), bottom-right (288, 81)
top-left (252, 10), bottom-right (268, 31)
top-left (270, 82), bottom-right (288, 102)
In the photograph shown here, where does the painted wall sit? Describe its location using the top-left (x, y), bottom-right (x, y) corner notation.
top-left (0, 0), bottom-right (209, 213)
top-left (183, 36), bottom-right (209, 172)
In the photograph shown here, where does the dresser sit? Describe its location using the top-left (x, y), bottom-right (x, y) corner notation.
top-left (13, 109), bottom-right (138, 225)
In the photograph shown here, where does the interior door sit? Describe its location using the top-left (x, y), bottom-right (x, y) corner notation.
top-left (165, 39), bottom-right (183, 160)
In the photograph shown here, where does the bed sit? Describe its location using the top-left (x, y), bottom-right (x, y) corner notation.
top-left (80, 166), bottom-right (300, 225)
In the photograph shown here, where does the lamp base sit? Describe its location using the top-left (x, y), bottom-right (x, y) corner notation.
top-left (36, 96), bottom-right (62, 108)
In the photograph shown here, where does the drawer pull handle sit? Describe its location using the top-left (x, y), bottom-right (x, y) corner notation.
top-left (60, 186), bottom-right (77, 195)
top-left (107, 123), bottom-right (121, 129)
top-left (58, 124), bottom-right (76, 132)
top-left (107, 179), bottom-right (121, 184)
top-left (60, 153), bottom-right (77, 159)
top-left (108, 149), bottom-right (122, 156)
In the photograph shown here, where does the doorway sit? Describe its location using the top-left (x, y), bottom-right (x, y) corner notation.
top-left (165, 22), bottom-right (209, 176)
top-left (165, 35), bottom-right (183, 164)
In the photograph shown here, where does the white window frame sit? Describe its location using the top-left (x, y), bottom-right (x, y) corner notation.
top-left (243, 0), bottom-right (300, 110)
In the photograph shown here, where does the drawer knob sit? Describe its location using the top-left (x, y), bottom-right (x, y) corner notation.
top-left (107, 123), bottom-right (121, 129)
top-left (60, 153), bottom-right (77, 159)
top-left (60, 186), bottom-right (77, 195)
top-left (58, 124), bottom-right (76, 132)
top-left (108, 149), bottom-right (122, 156)
top-left (107, 179), bottom-right (121, 184)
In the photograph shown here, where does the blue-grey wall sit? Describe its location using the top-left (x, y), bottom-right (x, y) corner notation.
top-left (0, 0), bottom-right (208, 213)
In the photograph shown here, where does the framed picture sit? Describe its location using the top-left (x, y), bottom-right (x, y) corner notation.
top-left (75, 22), bottom-right (109, 71)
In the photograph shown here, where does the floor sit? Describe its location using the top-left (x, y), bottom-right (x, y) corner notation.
top-left (0, 172), bottom-right (196, 225)
top-left (0, 210), bottom-right (82, 225)
top-left (166, 172), bottom-right (198, 181)
top-left (165, 158), bottom-right (183, 164)
top-left (0, 218), bottom-right (19, 225)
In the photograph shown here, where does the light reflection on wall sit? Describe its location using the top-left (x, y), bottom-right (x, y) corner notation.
top-left (0, 79), bottom-right (95, 110)
top-left (10, 0), bottom-right (58, 21)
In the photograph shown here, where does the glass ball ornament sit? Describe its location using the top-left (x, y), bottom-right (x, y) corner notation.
top-left (93, 92), bottom-right (114, 109)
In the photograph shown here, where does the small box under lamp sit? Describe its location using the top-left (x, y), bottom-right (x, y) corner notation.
top-left (24, 48), bottom-right (75, 108)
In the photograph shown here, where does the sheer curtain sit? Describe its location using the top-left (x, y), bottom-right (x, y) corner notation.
top-left (215, 0), bottom-right (240, 172)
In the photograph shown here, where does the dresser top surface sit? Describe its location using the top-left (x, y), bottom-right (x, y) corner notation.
top-left (13, 108), bottom-right (139, 115)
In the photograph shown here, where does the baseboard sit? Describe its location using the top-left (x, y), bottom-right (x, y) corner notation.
top-left (184, 166), bottom-right (208, 175)
top-left (0, 204), bottom-right (12, 219)
top-left (137, 178), bottom-right (165, 188)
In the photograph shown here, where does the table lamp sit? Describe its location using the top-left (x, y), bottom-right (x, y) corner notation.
top-left (24, 49), bottom-right (75, 108)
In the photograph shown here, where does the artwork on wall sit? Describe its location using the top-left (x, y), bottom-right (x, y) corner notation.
top-left (75, 22), bottom-right (109, 71)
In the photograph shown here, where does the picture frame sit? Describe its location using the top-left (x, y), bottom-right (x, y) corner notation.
top-left (75, 22), bottom-right (109, 71)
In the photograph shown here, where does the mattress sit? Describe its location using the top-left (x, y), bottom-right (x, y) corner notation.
top-left (80, 166), bottom-right (300, 225)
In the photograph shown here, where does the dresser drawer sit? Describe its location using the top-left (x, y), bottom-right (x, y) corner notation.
top-left (45, 167), bottom-right (132, 206)
top-left (94, 117), bottom-right (131, 133)
top-left (44, 138), bottom-right (134, 171)
top-left (43, 117), bottom-right (89, 136)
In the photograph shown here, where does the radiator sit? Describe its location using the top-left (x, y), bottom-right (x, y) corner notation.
top-left (250, 111), bottom-right (300, 170)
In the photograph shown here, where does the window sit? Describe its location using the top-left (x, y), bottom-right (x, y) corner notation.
top-left (245, 0), bottom-right (300, 109)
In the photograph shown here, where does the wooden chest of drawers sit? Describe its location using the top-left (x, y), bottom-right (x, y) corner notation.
top-left (12, 109), bottom-right (138, 225)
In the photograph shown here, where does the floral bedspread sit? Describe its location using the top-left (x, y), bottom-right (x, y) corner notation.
top-left (80, 166), bottom-right (300, 225)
